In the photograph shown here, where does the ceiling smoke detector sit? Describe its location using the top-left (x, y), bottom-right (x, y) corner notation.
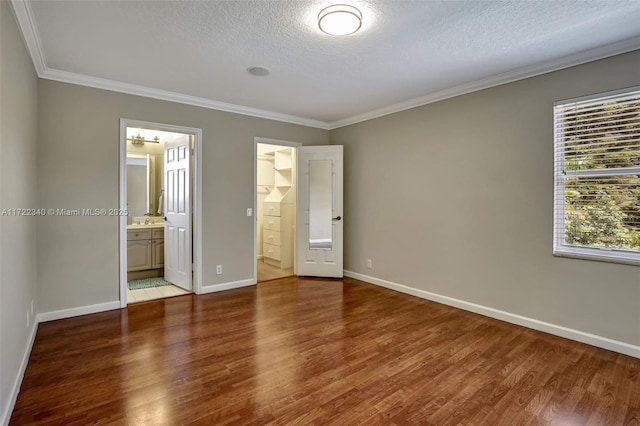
top-left (247, 66), bottom-right (271, 77)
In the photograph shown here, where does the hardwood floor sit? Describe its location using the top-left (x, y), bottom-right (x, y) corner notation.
top-left (10, 277), bottom-right (640, 425)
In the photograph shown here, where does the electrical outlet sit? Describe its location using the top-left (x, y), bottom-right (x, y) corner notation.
top-left (367, 259), bottom-right (372, 269)
top-left (247, 208), bottom-right (252, 217)
top-left (216, 265), bottom-right (223, 275)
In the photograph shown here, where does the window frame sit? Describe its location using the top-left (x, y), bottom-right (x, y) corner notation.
top-left (553, 86), bottom-right (640, 266)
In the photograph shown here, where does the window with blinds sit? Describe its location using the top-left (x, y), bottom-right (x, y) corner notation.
top-left (554, 87), bottom-right (640, 264)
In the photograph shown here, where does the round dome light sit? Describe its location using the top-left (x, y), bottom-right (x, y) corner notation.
top-left (318, 4), bottom-right (362, 36)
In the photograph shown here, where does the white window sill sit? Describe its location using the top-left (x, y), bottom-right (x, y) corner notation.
top-left (553, 247), bottom-right (640, 267)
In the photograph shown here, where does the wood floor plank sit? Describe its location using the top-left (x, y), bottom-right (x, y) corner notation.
top-left (10, 277), bottom-right (640, 425)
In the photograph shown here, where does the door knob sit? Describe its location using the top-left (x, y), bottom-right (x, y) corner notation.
top-left (164, 216), bottom-right (168, 221)
top-left (332, 216), bottom-right (342, 221)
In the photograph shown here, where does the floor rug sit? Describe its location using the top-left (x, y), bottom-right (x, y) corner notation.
top-left (128, 277), bottom-right (171, 290)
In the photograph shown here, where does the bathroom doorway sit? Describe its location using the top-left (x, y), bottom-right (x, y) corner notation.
top-left (254, 138), bottom-right (300, 282)
top-left (119, 119), bottom-right (202, 306)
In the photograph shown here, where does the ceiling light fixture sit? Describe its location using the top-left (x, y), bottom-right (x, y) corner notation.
top-left (318, 4), bottom-right (362, 36)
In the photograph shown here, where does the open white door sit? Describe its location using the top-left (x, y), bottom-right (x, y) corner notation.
top-left (297, 145), bottom-right (343, 277)
top-left (164, 136), bottom-right (192, 291)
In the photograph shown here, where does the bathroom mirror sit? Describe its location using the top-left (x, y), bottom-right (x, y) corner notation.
top-left (308, 160), bottom-right (333, 249)
top-left (126, 153), bottom-right (164, 217)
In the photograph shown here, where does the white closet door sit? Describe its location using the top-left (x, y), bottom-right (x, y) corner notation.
top-left (296, 145), bottom-right (343, 278)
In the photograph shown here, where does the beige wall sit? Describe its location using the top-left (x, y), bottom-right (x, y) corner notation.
top-left (0, 1), bottom-right (39, 420)
top-left (37, 80), bottom-right (329, 313)
top-left (331, 50), bottom-right (640, 346)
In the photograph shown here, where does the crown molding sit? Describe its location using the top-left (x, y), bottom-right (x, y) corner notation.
top-left (328, 36), bottom-right (640, 130)
top-left (10, 0), bottom-right (640, 132)
top-left (41, 68), bottom-right (331, 129)
top-left (9, 0), bottom-right (46, 75)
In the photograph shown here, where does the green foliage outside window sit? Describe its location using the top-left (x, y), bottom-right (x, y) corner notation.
top-left (565, 190), bottom-right (635, 248)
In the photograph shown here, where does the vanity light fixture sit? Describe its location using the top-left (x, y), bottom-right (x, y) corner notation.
top-left (318, 4), bottom-right (362, 36)
top-left (127, 134), bottom-right (161, 146)
top-left (130, 134), bottom-right (145, 146)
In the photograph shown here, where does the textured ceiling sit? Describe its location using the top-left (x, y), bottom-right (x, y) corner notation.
top-left (14, 0), bottom-right (640, 128)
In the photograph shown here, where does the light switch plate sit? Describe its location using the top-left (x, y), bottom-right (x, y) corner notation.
top-left (247, 208), bottom-right (252, 217)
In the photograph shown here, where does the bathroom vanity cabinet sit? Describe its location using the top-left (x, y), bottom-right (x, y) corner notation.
top-left (127, 227), bottom-right (164, 271)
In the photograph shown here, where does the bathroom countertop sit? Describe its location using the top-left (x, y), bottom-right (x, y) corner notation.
top-left (127, 223), bottom-right (164, 230)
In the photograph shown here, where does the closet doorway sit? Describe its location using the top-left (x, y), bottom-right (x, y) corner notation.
top-left (254, 138), bottom-right (301, 282)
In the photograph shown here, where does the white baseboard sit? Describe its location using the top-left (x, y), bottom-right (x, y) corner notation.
top-left (344, 270), bottom-right (640, 359)
top-left (1, 321), bottom-right (37, 426)
top-left (36, 300), bottom-right (121, 323)
top-left (199, 278), bottom-right (256, 294)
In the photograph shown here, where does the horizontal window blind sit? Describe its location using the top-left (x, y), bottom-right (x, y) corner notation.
top-left (554, 87), bottom-right (640, 263)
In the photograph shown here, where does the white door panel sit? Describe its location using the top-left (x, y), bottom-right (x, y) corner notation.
top-left (297, 146), bottom-right (343, 277)
top-left (164, 136), bottom-right (192, 291)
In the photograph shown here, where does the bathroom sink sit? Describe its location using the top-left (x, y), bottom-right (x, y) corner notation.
top-left (127, 222), bottom-right (164, 229)
top-left (128, 216), bottom-right (164, 229)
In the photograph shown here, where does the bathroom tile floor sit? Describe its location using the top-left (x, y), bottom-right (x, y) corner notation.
top-left (127, 284), bottom-right (190, 303)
